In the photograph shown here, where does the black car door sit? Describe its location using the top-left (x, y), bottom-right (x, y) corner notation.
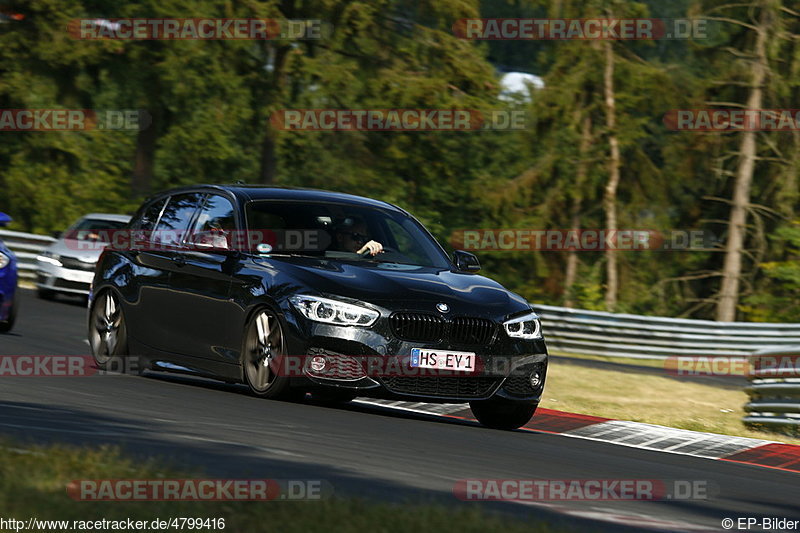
top-left (168, 193), bottom-right (241, 363)
top-left (135, 192), bottom-right (205, 354)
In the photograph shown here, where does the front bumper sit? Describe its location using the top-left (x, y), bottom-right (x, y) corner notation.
top-left (285, 315), bottom-right (548, 403)
top-left (36, 261), bottom-right (93, 295)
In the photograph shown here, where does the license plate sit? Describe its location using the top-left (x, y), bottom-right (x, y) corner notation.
top-left (410, 348), bottom-right (476, 372)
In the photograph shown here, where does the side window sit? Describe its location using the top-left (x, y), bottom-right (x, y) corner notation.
top-left (152, 193), bottom-right (204, 248)
top-left (188, 195), bottom-right (237, 250)
top-left (130, 197), bottom-right (167, 231)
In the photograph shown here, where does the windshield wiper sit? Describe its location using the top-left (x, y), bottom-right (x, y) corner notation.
top-left (253, 252), bottom-right (320, 259)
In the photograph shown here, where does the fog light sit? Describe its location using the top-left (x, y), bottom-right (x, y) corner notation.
top-left (310, 356), bottom-right (326, 372)
top-left (529, 371), bottom-right (542, 389)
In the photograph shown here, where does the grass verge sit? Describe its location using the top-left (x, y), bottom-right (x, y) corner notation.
top-left (545, 358), bottom-right (800, 446)
top-left (549, 352), bottom-right (670, 370)
top-left (0, 440), bottom-right (569, 533)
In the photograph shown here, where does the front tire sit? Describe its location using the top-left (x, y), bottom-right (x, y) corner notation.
top-left (469, 398), bottom-right (537, 430)
top-left (242, 308), bottom-right (294, 399)
top-left (88, 291), bottom-right (128, 370)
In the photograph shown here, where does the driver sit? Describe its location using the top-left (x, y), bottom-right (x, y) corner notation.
top-left (334, 217), bottom-right (383, 256)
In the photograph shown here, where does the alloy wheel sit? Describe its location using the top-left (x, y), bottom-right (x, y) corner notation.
top-left (244, 310), bottom-right (285, 393)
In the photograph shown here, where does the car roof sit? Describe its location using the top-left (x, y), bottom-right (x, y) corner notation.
top-left (79, 213), bottom-right (131, 222)
top-left (155, 185), bottom-right (406, 214)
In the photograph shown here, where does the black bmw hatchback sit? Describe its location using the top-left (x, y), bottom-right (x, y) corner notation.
top-left (89, 185), bottom-right (548, 429)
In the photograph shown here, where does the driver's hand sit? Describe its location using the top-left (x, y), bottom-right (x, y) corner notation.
top-left (357, 240), bottom-right (384, 256)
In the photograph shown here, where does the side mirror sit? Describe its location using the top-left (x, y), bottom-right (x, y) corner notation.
top-left (52, 230), bottom-right (62, 239)
top-left (453, 250), bottom-right (480, 273)
top-left (0, 212), bottom-right (11, 227)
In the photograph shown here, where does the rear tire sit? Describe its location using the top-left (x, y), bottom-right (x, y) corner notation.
top-left (469, 398), bottom-right (537, 430)
top-left (0, 294), bottom-right (17, 333)
top-left (242, 308), bottom-right (294, 399)
top-left (88, 290), bottom-right (129, 370)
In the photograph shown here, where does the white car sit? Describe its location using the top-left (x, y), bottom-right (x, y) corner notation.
top-left (36, 213), bottom-right (130, 299)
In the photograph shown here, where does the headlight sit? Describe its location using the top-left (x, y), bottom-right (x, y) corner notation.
top-left (37, 251), bottom-right (62, 267)
top-left (290, 295), bottom-right (379, 326)
top-left (503, 311), bottom-right (542, 339)
top-left (0, 252), bottom-right (8, 269)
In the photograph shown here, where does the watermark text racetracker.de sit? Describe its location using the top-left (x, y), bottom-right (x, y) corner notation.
top-left (0, 356), bottom-right (96, 377)
top-left (665, 354), bottom-right (800, 378)
top-left (449, 229), bottom-right (719, 251)
top-left (452, 18), bottom-right (710, 40)
top-left (270, 109), bottom-right (528, 131)
top-left (454, 479), bottom-right (714, 501)
top-left (0, 356), bottom-right (151, 377)
top-left (69, 18), bottom-right (330, 40)
top-left (0, 356), bottom-right (205, 378)
top-left (61, 229), bottom-right (330, 254)
top-left (67, 479), bottom-right (330, 501)
top-left (665, 109), bottom-right (800, 131)
top-left (0, 109), bottom-right (149, 131)
top-left (270, 353), bottom-right (545, 379)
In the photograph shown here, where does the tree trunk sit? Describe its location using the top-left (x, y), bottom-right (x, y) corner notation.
top-left (259, 45), bottom-right (290, 184)
top-left (603, 41), bottom-right (621, 312)
top-left (564, 209), bottom-right (580, 307)
top-left (259, 129), bottom-right (277, 185)
top-left (131, 113), bottom-right (156, 197)
top-left (564, 114), bottom-right (592, 307)
top-left (716, 11), bottom-right (768, 322)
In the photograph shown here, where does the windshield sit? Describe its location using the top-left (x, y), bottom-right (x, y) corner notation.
top-left (66, 218), bottom-right (129, 242)
top-left (245, 200), bottom-right (450, 269)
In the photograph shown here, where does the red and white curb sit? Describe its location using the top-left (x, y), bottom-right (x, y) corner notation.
top-left (354, 399), bottom-right (800, 474)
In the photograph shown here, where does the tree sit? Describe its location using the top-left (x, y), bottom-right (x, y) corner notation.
top-left (693, 0), bottom-right (800, 320)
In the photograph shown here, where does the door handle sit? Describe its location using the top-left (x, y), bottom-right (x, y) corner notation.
top-left (172, 255), bottom-right (186, 267)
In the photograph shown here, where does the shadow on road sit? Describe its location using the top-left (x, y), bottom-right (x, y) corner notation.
top-left (0, 398), bottom-right (644, 533)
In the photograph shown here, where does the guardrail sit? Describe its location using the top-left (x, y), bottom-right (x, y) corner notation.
top-left (532, 304), bottom-right (800, 360)
top-left (0, 229), bottom-right (55, 280)
top-left (743, 348), bottom-right (800, 434)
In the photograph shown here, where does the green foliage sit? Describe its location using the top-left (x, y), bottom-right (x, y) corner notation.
top-left (0, 0), bottom-right (799, 321)
top-left (743, 221), bottom-right (800, 321)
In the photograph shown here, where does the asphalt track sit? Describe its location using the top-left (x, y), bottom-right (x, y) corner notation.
top-left (1, 288), bottom-right (798, 532)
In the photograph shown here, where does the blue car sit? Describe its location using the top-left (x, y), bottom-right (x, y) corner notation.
top-left (0, 212), bottom-right (18, 333)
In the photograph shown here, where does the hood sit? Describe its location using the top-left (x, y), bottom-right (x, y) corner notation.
top-left (46, 238), bottom-right (106, 262)
top-left (256, 256), bottom-right (531, 319)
